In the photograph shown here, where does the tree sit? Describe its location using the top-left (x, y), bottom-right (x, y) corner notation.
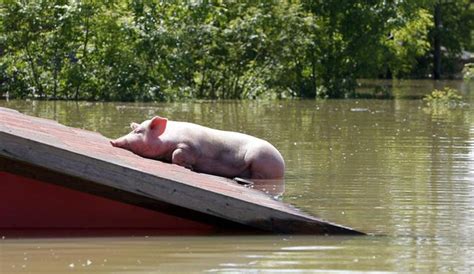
top-left (1, 0), bottom-right (471, 100)
top-left (431, 0), bottom-right (474, 79)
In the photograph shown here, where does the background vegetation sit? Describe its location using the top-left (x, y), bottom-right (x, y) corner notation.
top-left (1, 0), bottom-right (473, 101)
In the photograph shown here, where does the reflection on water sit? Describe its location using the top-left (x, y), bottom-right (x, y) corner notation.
top-left (238, 178), bottom-right (285, 198)
top-left (1, 80), bottom-right (474, 272)
top-left (1, 236), bottom-right (473, 272)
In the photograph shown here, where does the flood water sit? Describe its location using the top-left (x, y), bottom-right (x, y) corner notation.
top-left (1, 80), bottom-right (474, 272)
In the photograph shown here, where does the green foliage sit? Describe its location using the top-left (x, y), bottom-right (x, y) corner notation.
top-left (432, 0), bottom-right (474, 54)
top-left (0, 1), bottom-right (472, 101)
top-left (382, 8), bottom-right (433, 78)
top-left (423, 87), bottom-right (466, 120)
top-left (423, 87), bottom-right (464, 107)
top-left (1, 1), bottom-right (319, 100)
top-left (426, 0), bottom-right (474, 78)
top-left (463, 63), bottom-right (474, 80)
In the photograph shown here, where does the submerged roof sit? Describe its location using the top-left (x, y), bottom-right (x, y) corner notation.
top-left (0, 107), bottom-right (363, 235)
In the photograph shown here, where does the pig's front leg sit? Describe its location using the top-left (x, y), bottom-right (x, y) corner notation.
top-left (171, 146), bottom-right (196, 170)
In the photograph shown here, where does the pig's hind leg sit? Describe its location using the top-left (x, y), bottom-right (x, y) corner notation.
top-left (246, 148), bottom-right (284, 180)
top-left (247, 151), bottom-right (285, 196)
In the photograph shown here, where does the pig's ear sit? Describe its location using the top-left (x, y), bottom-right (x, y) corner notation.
top-left (130, 122), bottom-right (140, 130)
top-left (149, 116), bottom-right (168, 136)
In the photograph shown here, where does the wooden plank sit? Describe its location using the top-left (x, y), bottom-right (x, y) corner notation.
top-left (0, 107), bottom-right (364, 235)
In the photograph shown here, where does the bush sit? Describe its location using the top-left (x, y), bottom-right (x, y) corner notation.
top-left (463, 63), bottom-right (474, 80)
top-left (423, 87), bottom-right (464, 108)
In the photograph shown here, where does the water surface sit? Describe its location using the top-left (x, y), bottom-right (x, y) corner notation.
top-left (1, 80), bottom-right (474, 272)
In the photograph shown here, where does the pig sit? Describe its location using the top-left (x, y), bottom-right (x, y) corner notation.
top-left (110, 116), bottom-right (285, 194)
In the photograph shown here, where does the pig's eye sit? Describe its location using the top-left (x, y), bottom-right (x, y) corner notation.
top-left (134, 129), bottom-right (144, 134)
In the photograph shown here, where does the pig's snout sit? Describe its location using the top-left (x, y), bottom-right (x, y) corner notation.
top-left (110, 137), bottom-right (128, 148)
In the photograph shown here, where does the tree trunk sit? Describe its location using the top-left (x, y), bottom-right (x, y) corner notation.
top-left (433, 3), bottom-right (442, 80)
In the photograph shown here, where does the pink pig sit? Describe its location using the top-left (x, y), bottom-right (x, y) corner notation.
top-left (110, 116), bottom-right (285, 186)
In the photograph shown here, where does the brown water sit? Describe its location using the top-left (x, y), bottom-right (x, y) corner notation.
top-left (1, 80), bottom-right (474, 272)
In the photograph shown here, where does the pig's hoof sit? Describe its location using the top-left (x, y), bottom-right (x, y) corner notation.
top-left (233, 177), bottom-right (254, 186)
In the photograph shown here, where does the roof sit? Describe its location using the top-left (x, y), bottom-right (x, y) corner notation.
top-left (0, 107), bottom-right (363, 235)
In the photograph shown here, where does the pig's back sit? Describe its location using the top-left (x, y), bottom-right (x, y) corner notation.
top-left (169, 121), bottom-right (262, 177)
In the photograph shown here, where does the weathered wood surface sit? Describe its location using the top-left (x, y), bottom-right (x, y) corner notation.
top-left (0, 107), bottom-right (364, 235)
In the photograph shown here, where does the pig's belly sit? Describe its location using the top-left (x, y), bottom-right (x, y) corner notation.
top-left (193, 157), bottom-right (250, 178)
